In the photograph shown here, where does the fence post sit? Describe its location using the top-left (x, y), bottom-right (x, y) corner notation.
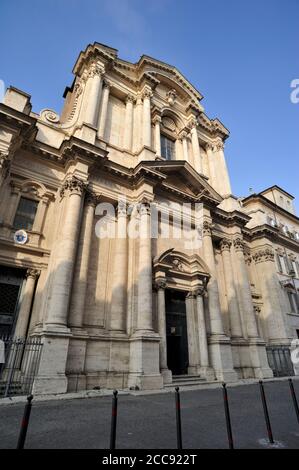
top-left (110, 390), bottom-right (118, 450)
top-left (175, 387), bottom-right (183, 449)
top-left (222, 383), bottom-right (234, 449)
top-left (16, 395), bottom-right (33, 449)
top-left (288, 378), bottom-right (299, 425)
top-left (259, 381), bottom-right (274, 444)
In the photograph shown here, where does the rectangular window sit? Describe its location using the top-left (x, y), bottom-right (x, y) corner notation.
top-left (13, 197), bottom-right (38, 231)
top-left (276, 254), bottom-right (283, 273)
top-left (161, 135), bottom-right (175, 161)
top-left (279, 255), bottom-right (288, 274)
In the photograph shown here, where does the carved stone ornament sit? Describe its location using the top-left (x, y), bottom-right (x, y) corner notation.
top-left (126, 93), bottom-right (135, 104)
top-left (85, 190), bottom-right (101, 207)
top-left (252, 248), bottom-right (275, 264)
top-left (233, 237), bottom-right (245, 252)
top-left (87, 60), bottom-right (105, 79)
top-left (213, 140), bottom-right (224, 152)
top-left (0, 151), bottom-right (10, 179)
top-left (202, 220), bottom-right (212, 236)
top-left (26, 268), bottom-right (40, 280)
top-left (155, 278), bottom-right (167, 290)
top-left (142, 87), bottom-right (153, 100)
top-left (166, 89), bottom-right (177, 106)
top-left (162, 116), bottom-right (176, 132)
top-left (40, 109), bottom-right (60, 124)
top-left (60, 176), bottom-right (87, 198)
top-left (220, 238), bottom-right (232, 252)
top-left (192, 285), bottom-right (207, 297)
top-left (172, 258), bottom-right (186, 272)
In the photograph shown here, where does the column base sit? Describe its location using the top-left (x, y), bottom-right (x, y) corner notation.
top-left (127, 332), bottom-right (163, 390)
top-left (248, 338), bottom-right (273, 379)
top-left (199, 366), bottom-right (216, 381)
top-left (208, 335), bottom-right (238, 382)
top-left (32, 331), bottom-right (70, 395)
top-left (161, 368), bottom-right (172, 384)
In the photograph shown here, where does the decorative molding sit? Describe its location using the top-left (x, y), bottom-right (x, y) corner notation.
top-left (85, 190), bottom-right (101, 207)
top-left (202, 220), bottom-right (212, 236)
top-left (26, 268), bottom-right (40, 280)
top-left (40, 109), bottom-right (60, 124)
top-left (252, 248), bottom-right (275, 264)
top-left (233, 237), bottom-right (245, 252)
top-left (161, 116), bottom-right (176, 132)
top-left (155, 278), bottom-right (167, 290)
top-left (220, 238), bottom-right (232, 252)
top-left (166, 89), bottom-right (177, 106)
top-left (60, 176), bottom-right (87, 199)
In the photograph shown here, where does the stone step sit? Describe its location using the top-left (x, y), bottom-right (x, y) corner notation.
top-left (164, 375), bottom-right (206, 388)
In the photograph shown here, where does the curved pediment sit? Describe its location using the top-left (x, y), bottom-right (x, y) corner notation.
top-left (154, 248), bottom-right (210, 278)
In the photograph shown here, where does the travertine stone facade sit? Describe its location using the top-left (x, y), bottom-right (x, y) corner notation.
top-left (0, 43), bottom-right (298, 394)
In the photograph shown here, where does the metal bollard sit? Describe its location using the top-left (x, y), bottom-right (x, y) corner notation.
top-left (288, 379), bottom-right (299, 425)
top-left (222, 383), bottom-right (234, 449)
top-left (175, 387), bottom-right (183, 449)
top-left (259, 381), bottom-right (274, 444)
top-left (16, 395), bottom-right (33, 449)
top-left (110, 390), bottom-right (118, 450)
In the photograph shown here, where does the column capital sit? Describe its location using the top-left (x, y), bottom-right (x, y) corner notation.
top-left (142, 87), bottom-right (153, 100)
top-left (126, 93), bottom-right (135, 104)
top-left (188, 116), bottom-right (198, 130)
top-left (116, 200), bottom-right (128, 217)
top-left (103, 78), bottom-right (111, 90)
top-left (233, 237), bottom-right (245, 252)
top-left (152, 114), bottom-right (162, 125)
top-left (26, 268), bottom-right (40, 280)
top-left (202, 220), bottom-right (213, 237)
top-left (205, 142), bottom-right (214, 152)
top-left (220, 238), bottom-right (232, 252)
top-left (213, 139), bottom-right (225, 152)
top-left (252, 248), bottom-right (275, 264)
top-left (60, 176), bottom-right (87, 199)
top-left (155, 278), bottom-right (167, 290)
top-left (85, 190), bottom-right (101, 207)
top-left (86, 60), bottom-right (105, 79)
top-left (193, 286), bottom-right (207, 297)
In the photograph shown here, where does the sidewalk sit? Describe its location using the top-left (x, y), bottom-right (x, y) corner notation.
top-left (1, 375), bottom-right (298, 406)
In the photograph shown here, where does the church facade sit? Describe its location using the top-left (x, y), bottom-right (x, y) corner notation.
top-left (0, 42), bottom-right (298, 394)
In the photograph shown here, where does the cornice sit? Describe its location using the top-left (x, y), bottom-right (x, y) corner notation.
top-left (0, 103), bottom-right (37, 138)
top-left (212, 207), bottom-right (251, 228)
top-left (244, 223), bottom-right (299, 251)
top-left (242, 193), bottom-right (299, 224)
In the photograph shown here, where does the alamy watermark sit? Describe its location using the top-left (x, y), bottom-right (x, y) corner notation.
top-left (290, 79), bottom-right (299, 104)
top-left (94, 197), bottom-right (204, 250)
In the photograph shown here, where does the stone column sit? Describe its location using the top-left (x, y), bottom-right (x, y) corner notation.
top-left (81, 61), bottom-right (104, 128)
top-left (180, 131), bottom-right (189, 163)
top-left (123, 94), bottom-right (135, 151)
top-left (155, 279), bottom-right (172, 383)
top-left (142, 88), bottom-right (153, 148)
top-left (194, 287), bottom-right (215, 380)
top-left (213, 140), bottom-right (232, 196)
top-left (153, 115), bottom-right (162, 157)
top-left (253, 247), bottom-right (289, 343)
top-left (233, 238), bottom-right (259, 339)
top-left (202, 221), bottom-right (238, 382)
top-left (97, 79), bottom-right (110, 139)
top-left (109, 201), bottom-right (128, 332)
top-left (233, 238), bottom-right (273, 379)
top-left (189, 118), bottom-right (202, 173)
top-left (220, 239), bottom-right (243, 339)
top-left (68, 191), bottom-right (98, 329)
top-left (14, 269), bottom-right (40, 338)
top-left (0, 151), bottom-right (10, 187)
top-left (136, 200), bottom-right (153, 332)
top-left (45, 176), bottom-right (86, 329)
top-left (185, 292), bottom-right (200, 374)
top-left (202, 222), bottom-right (225, 337)
top-left (206, 143), bottom-right (218, 191)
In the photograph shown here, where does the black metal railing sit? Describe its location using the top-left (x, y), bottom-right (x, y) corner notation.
top-left (266, 345), bottom-right (294, 377)
top-left (0, 336), bottom-right (43, 397)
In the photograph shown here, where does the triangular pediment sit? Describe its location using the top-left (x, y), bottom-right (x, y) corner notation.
top-left (135, 160), bottom-right (222, 204)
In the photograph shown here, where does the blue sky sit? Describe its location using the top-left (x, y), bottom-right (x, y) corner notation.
top-left (1, 0), bottom-right (298, 207)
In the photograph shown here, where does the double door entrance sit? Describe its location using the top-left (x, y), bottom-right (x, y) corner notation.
top-left (165, 289), bottom-right (189, 375)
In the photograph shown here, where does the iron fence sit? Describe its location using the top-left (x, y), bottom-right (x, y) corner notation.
top-left (0, 336), bottom-right (43, 397)
top-left (266, 345), bottom-right (294, 377)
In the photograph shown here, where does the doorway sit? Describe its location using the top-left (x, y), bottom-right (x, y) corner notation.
top-left (165, 289), bottom-right (189, 375)
top-left (0, 266), bottom-right (25, 337)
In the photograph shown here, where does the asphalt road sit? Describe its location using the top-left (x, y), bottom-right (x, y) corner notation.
top-left (1, 380), bottom-right (299, 449)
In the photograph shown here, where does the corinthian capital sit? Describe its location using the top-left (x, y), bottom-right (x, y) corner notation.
top-left (142, 87), bottom-right (153, 100)
top-left (188, 117), bottom-right (198, 130)
top-left (26, 268), bottom-right (40, 280)
top-left (252, 248), bottom-right (275, 264)
top-left (220, 238), bottom-right (232, 252)
top-left (213, 139), bottom-right (224, 152)
top-left (60, 176), bottom-right (87, 198)
top-left (233, 237), bottom-right (245, 252)
top-left (126, 94), bottom-right (135, 104)
top-left (87, 60), bottom-right (105, 79)
top-left (202, 220), bottom-right (212, 236)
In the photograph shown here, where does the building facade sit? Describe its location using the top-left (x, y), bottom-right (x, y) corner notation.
top-left (0, 42), bottom-right (298, 394)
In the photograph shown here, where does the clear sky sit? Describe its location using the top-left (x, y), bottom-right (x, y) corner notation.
top-left (1, 0), bottom-right (298, 207)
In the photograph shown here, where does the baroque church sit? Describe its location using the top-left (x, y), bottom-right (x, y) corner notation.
top-left (0, 42), bottom-right (298, 394)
